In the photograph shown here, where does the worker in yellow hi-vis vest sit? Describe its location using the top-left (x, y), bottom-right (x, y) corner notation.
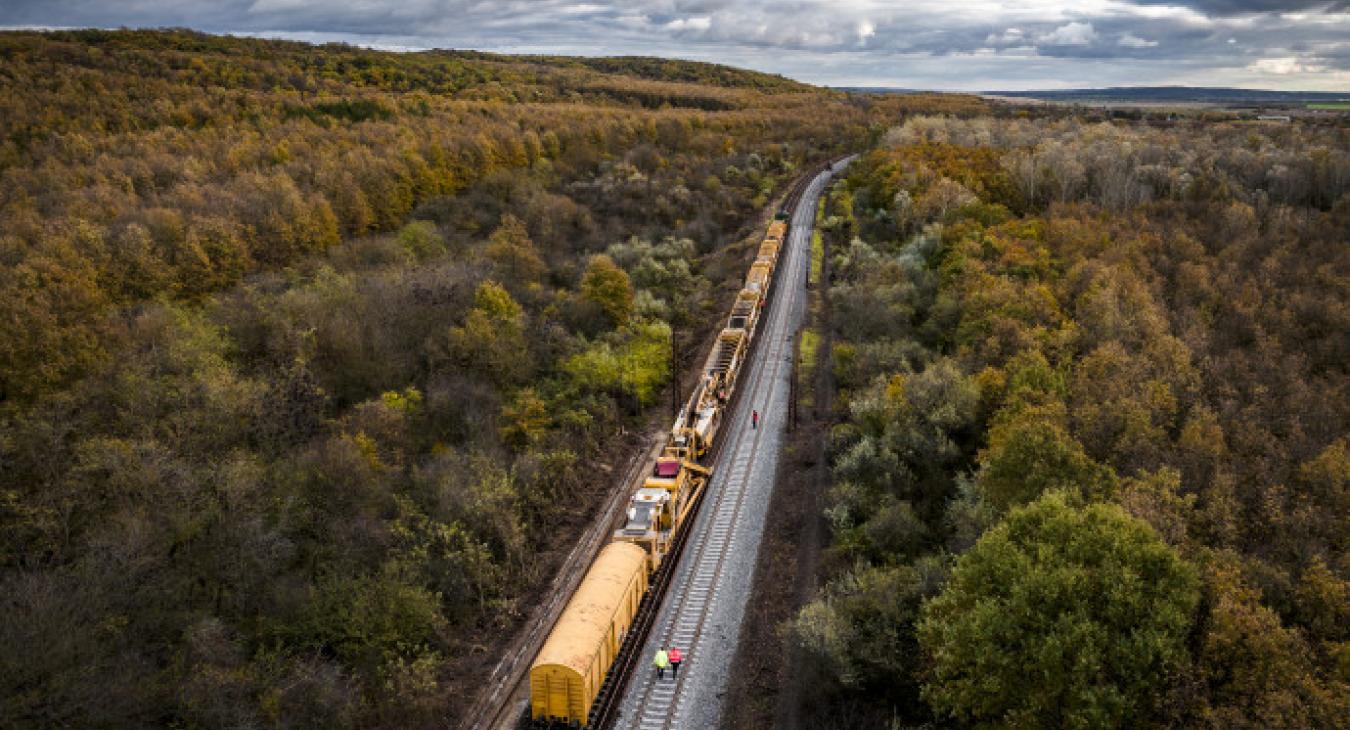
top-left (653, 646), bottom-right (670, 680)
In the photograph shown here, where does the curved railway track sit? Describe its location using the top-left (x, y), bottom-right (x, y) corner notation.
top-left (465, 156), bottom-right (850, 730)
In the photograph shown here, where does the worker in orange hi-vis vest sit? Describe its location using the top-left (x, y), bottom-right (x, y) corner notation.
top-left (668, 646), bottom-right (683, 679)
top-left (752, 410), bottom-right (759, 429)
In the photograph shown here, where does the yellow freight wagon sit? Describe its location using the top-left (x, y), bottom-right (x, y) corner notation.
top-left (746, 260), bottom-right (771, 289)
top-left (529, 542), bottom-right (650, 725)
top-left (758, 239), bottom-right (780, 261)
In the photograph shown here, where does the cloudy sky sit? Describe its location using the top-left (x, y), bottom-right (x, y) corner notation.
top-left (3, 1), bottom-right (1348, 91)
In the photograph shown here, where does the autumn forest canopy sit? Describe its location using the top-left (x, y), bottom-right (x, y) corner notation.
top-left (787, 109), bottom-right (1348, 728)
top-left (0, 28), bottom-right (1346, 730)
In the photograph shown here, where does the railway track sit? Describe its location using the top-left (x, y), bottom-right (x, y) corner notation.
top-left (612, 156), bottom-right (854, 730)
top-left (466, 156), bottom-right (849, 730)
top-left (586, 158), bottom-right (841, 730)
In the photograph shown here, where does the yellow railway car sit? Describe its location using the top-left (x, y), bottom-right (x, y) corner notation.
top-left (758, 239), bottom-right (780, 260)
top-left (745, 260), bottom-right (772, 291)
top-left (530, 542), bottom-right (650, 725)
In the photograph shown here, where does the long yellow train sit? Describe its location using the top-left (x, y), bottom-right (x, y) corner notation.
top-left (528, 216), bottom-right (790, 727)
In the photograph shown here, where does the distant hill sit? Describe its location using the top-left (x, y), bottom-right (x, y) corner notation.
top-left (6, 27), bottom-right (813, 104)
top-left (843, 86), bottom-right (1349, 105)
top-left (982, 86), bottom-right (1349, 104)
top-left (452, 51), bottom-right (812, 92)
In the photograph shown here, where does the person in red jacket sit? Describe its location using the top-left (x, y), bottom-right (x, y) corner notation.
top-left (668, 646), bottom-right (683, 679)
top-left (752, 410), bottom-right (759, 429)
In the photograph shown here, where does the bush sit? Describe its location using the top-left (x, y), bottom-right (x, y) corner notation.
top-left (291, 572), bottom-right (445, 671)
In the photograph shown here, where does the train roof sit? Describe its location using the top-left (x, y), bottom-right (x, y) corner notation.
top-left (532, 541), bottom-right (648, 675)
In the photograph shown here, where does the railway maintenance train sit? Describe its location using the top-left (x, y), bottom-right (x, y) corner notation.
top-left (527, 213), bottom-right (792, 728)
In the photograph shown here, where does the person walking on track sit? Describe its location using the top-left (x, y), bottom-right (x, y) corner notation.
top-left (752, 410), bottom-right (759, 429)
top-left (668, 646), bottom-right (683, 679)
top-left (654, 646), bottom-right (670, 680)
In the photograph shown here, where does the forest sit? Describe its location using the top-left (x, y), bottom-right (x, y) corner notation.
top-left (784, 113), bottom-right (1348, 728)
top-left (0, 29), bottom-right (993, 727)
top-left (6, 27), bottom-right (1343, 730)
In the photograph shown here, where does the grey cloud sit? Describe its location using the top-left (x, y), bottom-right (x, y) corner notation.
top-left (1130, 1), bottom-right (1349, 15)
top-left (1, 0), bottom-right (1347, 90)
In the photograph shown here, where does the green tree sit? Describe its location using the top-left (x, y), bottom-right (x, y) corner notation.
top-left (976, 407), bottom-right (1117, 511)
top-left (446, 280), bottom-right (529, 386)
top-left (789, 558), bottom-right (947, 705)
top-left (579, 254), bottom-right (634, 330)
top-left (292, 570), bottom-right (445, 671)
top-left (499, 388), bottom-right (550, 451)
top-left (564, 321), bottom-right (670, 408)
top-left (397, 220), bottom-right (446, 262)
top-left (918, 492), bottom-right (1200, 729)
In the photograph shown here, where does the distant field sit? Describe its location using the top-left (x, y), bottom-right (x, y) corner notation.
top-left (1308, 102), bottom-right (1350, 110)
